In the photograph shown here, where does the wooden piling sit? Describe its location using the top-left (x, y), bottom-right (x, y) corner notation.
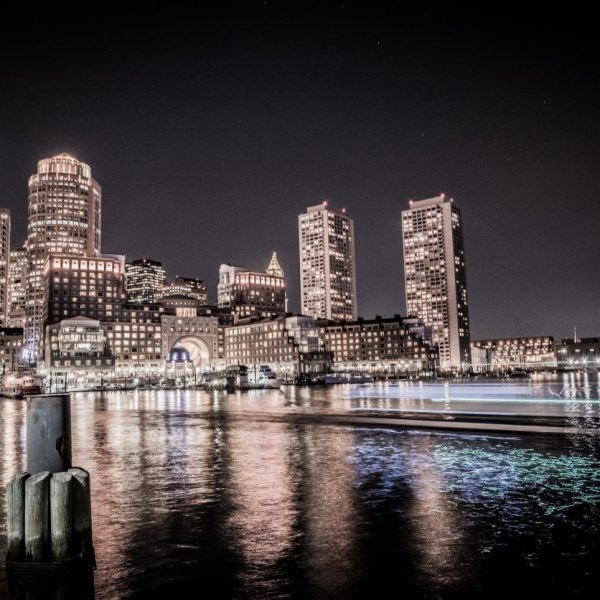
top-left (68, 467), bottom-right (94, 562)
top-left (6, 472), bottom-right (29, 561)
top-left (50, 472), bottom-right (73, 562)
top-left (24, 471), bottom-right (50, 562)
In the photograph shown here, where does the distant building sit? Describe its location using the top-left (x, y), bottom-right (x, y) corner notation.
top-left (471, 336), bottom-right (557, 371)
top-left (43, 254), bottom-right (127, 326)
top-left (318, 316), bottom-right (437, 375)
top-left (217, 258), bottom-right (286, 320)
top-left (7, 246), bottom-right (27, 328)
top-left (556, 337), bottom-right (600, 368)
top-left (0, 327), bottom-right (23, 373)
top-left (299, 202), bottom-right (357, 321)
top-left (25, 153), bottom-right (101, 361)
top-left (160, 276), bottom-right (208, 305)
top-left (0, 209), bottom-right (10, 326)
top-left (125, 258), bottom-right (167, 303)
top-left (224, 315), bottom-right (331, 377)
top-left (402, 194), bottom-right (470, 369)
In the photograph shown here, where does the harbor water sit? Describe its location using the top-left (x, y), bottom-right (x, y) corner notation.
top-left (1, 376), bottom-right (600, 598)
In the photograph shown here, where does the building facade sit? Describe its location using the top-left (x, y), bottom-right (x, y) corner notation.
top-left (25, 153), bottom-right (101, 361)
top-left (7, 246), bottom-right (27, 328)
top-left (402, 194), bottom-right (470, 369)
top-left (217, 260), bottom-right (286, 320)
top-left (224, 315), bottom-right (331, 377)
top-left (318, 316), bottom-right (437, 375)
top-left (0, 209), bottom-right (10, 326)
top-left (43, 254), bottom-right (127, 326)
top-left (125, 258), bottom-right (166, 303)
top-left (299, 202), bottom-right (357, 321)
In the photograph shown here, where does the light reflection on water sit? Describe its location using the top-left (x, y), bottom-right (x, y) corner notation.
top-left (0, 383), bottom-right (599, 598)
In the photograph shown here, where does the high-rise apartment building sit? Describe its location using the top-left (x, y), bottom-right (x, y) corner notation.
top-left (125, 258), bottom-right (166, 303)
top-left (298, 202), bottom-right (357, 321)
top-left (0, 209), bottom-right (10, 326)
top-left (7, 246), bottom-right (27, 328)
top-left (401, 194), bottom-right (470, 369)
top-left (24, 153), bottom-right (102, 361)
top-left (217, 257), bottom-right (286, 320)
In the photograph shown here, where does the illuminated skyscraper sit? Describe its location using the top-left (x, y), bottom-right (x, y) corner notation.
top-left (25, 154), bottom-right (101, 360)
top-left (401, 194), bottom-right (470, 369)
top-left (125, 258), bottom-right (166, 303)
top-left (298, 202), bottom-right (357, 321)
top-left (0, 209), bottom-right (10, 326)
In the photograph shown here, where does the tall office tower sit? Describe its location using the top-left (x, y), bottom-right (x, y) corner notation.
top-left (125, 258), bottom-right (167, 303)
top-left (0, 209), bottom-right (10, 326)
top-left (401, 194), bottom-right (471, 369)
top-left (7, 246), bottom-right (27, 328)
top-left (298, 202), bottom-right (357, 321)
top-left (217, 259), bottom-right (287, 320)
top-left (25, 154), bottom-right (102, 360)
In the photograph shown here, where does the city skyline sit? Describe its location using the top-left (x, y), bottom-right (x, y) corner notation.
top-left (1, 5), bottom-right (599, 340)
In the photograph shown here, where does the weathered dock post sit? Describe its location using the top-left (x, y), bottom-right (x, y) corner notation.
top-left (26, 393), bottom-right (72, 474)
top-left (4, 394), bottom-right (95, 598)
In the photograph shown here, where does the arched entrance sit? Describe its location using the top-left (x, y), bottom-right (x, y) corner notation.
top-left (171, 336), bottom-right (211, 372)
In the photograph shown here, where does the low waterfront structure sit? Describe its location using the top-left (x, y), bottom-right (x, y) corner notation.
top-left (317, 316), bottom-right (437, 375)
top-left (556, 337), bottom-right (600, 368)
top-left (471, 336), bottom-right (557, 371)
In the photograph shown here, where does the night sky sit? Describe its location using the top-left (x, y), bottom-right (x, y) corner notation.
top-left (1, 2), bottom-right (599, 339)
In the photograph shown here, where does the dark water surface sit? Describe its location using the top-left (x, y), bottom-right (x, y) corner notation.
top-left (2, 381), bottom-right (600, 598)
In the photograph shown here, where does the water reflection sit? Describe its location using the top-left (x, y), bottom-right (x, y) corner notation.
top-left (1, 386), bottom-right (600, 599)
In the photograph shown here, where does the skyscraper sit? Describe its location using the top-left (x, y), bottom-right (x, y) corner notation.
top-left (0, 209), bottom-right (10, 326)
top-left (401, 194), bottom-right (471, 369)
top-left (298, 202), bottom-right (357, 321)
top-left (25, 154), bottom-right (101, 360)
top-left (125, 258), bottom-right (167, 303)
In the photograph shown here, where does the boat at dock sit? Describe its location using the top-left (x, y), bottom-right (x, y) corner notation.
top-left (1, 372), bottom-right (44, 399)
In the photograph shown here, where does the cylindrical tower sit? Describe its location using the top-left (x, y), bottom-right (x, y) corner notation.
top-left (24, 153), bottom-right (101, 361)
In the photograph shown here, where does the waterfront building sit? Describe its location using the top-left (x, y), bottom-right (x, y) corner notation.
top-left (217, 259), bottom-right (286, 320)
top-left (471, 336), bottom-right (557, 371)
top-left (160, 313), bottom-right (220, 373)
top-left (25, 153), bottom-right (102, 361)
top-left (159, 276), bottom-right (208, 304)
top-left (0, 327), bottom-right (23, 373)
top-left (401, 194), bottom-right (470, 369)
top-left (555, 337), bottom-right (600, 368)
top-left (299, 202), bottom-right (357, 321)
top-left (125, 258), bottom-right (166, 303)
top-left (0, 209), bottom-right (10, 326)
top-left (7, 246), bottom-right (27, 328)
top-left (43, 317), bottom-right (114, 390)
top-left (224, 315), bottom-right (332, 377)
top-left (43, 254), bottom-right (126, 326)
top-left (318, 316), bottom-right (437, 375)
